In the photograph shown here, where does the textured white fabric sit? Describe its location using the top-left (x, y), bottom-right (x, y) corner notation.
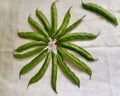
top-left (0, 0), bottom-right (120, 96)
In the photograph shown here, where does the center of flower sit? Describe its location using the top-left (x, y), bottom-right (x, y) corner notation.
top-left (48, 38), bottom-right (57, 52)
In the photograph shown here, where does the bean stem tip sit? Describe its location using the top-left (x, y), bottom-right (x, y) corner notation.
top-left (94, 58), bottom-right (99, 61)
top-left (89, 74), bottom-right (92, 80)
top-left (19, 74), bottom-right (21, 80)
top-left (53, 0), bottom-right (59, 5)
top-left (81, 0), bottom-right (84, 5)
top-left (69, 6), bottom-right (72, 11)
top-left (36, 7), bottom-right (39, 11)
top-left (82, 15), bottom-right (86, 19)
top-left (97, 31), bottom-right (100, 37)
top-left (28, 14), bottom-right (32, 18)
top-left (54, 0), bottom-right (59, 3)
top-left (27, 84), bottom-right (30, 89)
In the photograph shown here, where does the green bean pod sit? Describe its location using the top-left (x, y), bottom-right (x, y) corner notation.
top-left (15, 41), bottom-right (47, 52)
top-left (58, 32), bottom-right (99, 42)
top-left (13, 46), bottom-right (46, 58)
top-left (51, 1), bottom-right (58, 37)
top-left (51, 51), bottom-right (58, 93)
top-left (57, 54), bottom-right (80, 87)
top-left (19, 49), bottom-right (48, 77)
top-left (36, 9), bottom-right (51, 35)
top-left (28, 52), bottom-right (51, 86)
top-left (18, 32), bottom-right (49, 42)
top-left (28, 16), bottom-right (49, 37)
top-left (54, 7), bottom-right (72, 38)
top-left (58, 42), bottom-right (96, 61)
top-left (58, 15), bottom-right (86, 38)
top-left (58, 47), bottom-right (92, 78)
top-left (82, 2), bottom-right (118, 25)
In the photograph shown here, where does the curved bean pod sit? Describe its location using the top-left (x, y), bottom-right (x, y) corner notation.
top-left (58, 47), bottom-right (92, 78)
top-left (57, 54), bottom-right (80, 87)
top-left (28, 52), bottom-right (51, 86)
top-left (18, 32), bottom-right (49, 42)
top-left (19, 49), bottom-right (48, 77)
top-left (54, 7), bottom-right (72, 38)
top-left (57, 15), bottom-right (85, 38)
top-left (28, 16), bottom-right (49, 37)
top-left (58, 32), bottom-right (99, 42)
top-left (58, 42), bottom-right (96, 61)
top-left (51, 51), bottom-right (58, 93)
top-left (13, 46), bottom-right (46, 58)
top-left (36, 9), bottom-right (51, 35)
top-left (82, 2), bottom-right (118, 25)
top-left (15, 41), bottom-right (47, 52)
top-left (51, 1), bottom-right (58, 37)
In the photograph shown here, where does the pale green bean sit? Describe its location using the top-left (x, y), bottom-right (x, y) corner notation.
top-left (28, 52), bottom-right (51, 86)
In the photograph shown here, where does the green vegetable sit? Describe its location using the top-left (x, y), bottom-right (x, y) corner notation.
top-left (82, 2), bottom-right (118, 25)
top-left (19, 49), bottom-right (48, 77)
top-left (51, 51), bottom-right (58, 93)
top-left (58, 32), bottom-right (99, 42)
top-left (57, 15), bottom-right (86, 38)
top-left (28, 15), bottom-right (49, 37)
top-left (18, 32), bottom-right (49, 42)
top-left (13, 46), bottom-right (46, 58)
top-left (58, 47), bottom-right (92, 78)
top-left (51, 1), bottom-right (58, 38)
top-left (54, 7), bottom-right (72, 38)
top-left (15, 41), bottom-right (47, 52)
top-left (28, 52), bottom-right (51, 86)
top-left (58, 42), bottom-right (96, 61)
top-left (57, 54), bottom-right (80, 87)
top-left (36, 9), bottom-right (51, 35)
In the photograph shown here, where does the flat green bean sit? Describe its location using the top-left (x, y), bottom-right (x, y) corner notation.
top-left (28, 16), bottom-right (49, 37)
top-left (18, 32), bottom-right (49, 42)
top-left (20, 49), bottom-right (48, 77)
top-left (57, 54), bottom-right (80, 87)
top-left (54, 7), bottom-right (72, 38)
top-left (51, 1), bottom-right (58, 38)
top-left (15, 41), bottom-right (47, 52)
top-left (58, 32), bottom-right (99, 42)
top-left (57, 15), bottom-right (86, 38)
top-left (36, 9), bottom-right (51, 35)
top-left (13, 46), bottom-right (46, 58)
top-left (82, 2), bottom-right (118, 25)
top-left (28, 52), bottom-right (51, 86)
top-left (58, 47), bottom-right (92, 78)
top-left (58, 42), bottom-right (96, 61)
top-left (51, 51), bottom-right (58, 93)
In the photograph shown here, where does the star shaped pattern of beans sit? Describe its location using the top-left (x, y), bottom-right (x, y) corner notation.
top-left (13, 1), bottom-right (99, 93)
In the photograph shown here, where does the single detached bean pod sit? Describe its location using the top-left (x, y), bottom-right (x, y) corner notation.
top-left (19, 49), bottom-right (48, 77)
top-left (54, 7), bottom-right (72, 38)
top-left (18, 32), bottom-right (49, 42)
top-left (59, 42), bottom-right (96, 61)
top-left (58, 47), bottom-right (92, 78)
top-left (57, 15), bottom-right (86, 38)
top-left (28, 52), bottom-right (51, 86)
top-left (57, 54), bottom-right (80, 87)
top-left (13, 46), bottom-right (46, 58)
top-left (28, 16), bottom-right (49, 37)
top-left (51, 51), bottom-right (58, 93)
top-left (58, 32), bottom-right (99, 42)
top-left (51, 1), bottom-right (58, 38)
top-left (36, 9), bottom-right (51, 35)
top-left (15, 41), bottom-right (47, 52)
top-left (82, 2), bottom-right (118, 25)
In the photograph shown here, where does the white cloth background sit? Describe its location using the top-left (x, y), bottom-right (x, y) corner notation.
top-left (0, 0), bottom-right (120, 96)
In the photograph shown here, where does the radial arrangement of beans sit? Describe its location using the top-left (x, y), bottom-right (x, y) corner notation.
top-left (13, 1), bottom-right (118, 93)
